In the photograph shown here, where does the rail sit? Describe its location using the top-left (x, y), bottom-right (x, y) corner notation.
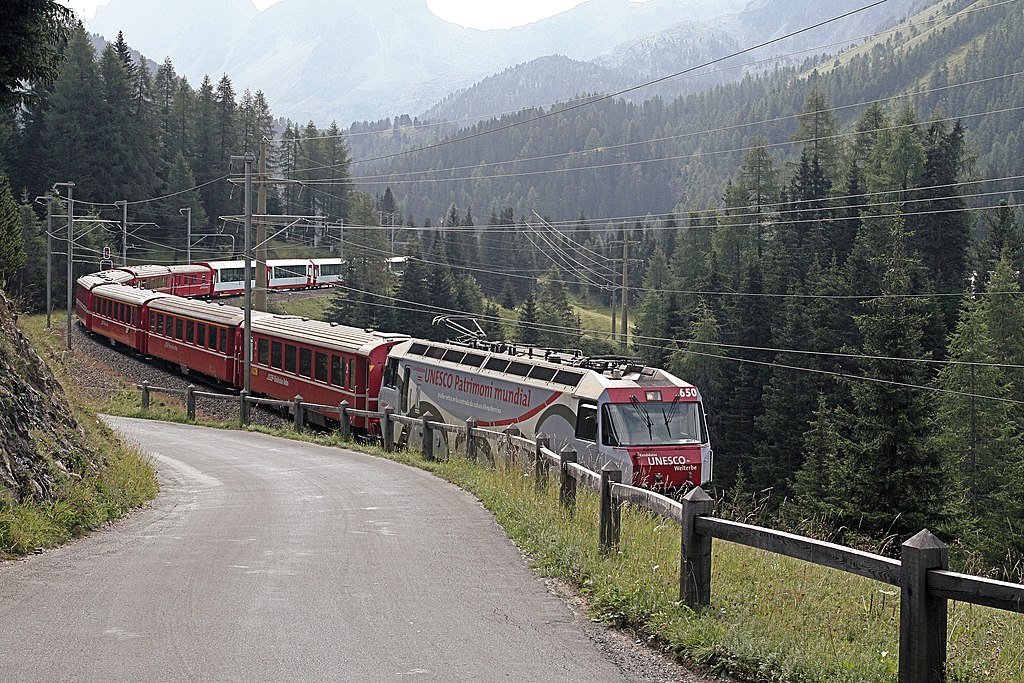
top-left (135, 380), bottom-right (1024, 682)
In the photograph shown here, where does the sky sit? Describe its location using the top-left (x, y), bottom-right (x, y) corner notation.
top-left (60, 0), bottom-right (597, 29)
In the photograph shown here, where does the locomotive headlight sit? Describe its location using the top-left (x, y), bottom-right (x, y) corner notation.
top-left (645, 391), bottom-right (662, 401)
top-left (654, 472), bottom-right (663, 482)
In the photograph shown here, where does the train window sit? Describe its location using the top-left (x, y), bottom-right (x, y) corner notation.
top-left (197, 324), bottom-right (206, 348)
top-left (462, 353), bottom-right (485, 367)
top-left (425, 346), bottom-right (445, 359)
top-left (576, 403), bottom-right (598, 442)
top-left (554, 370), bottom-right (584, 387)
top-left (186, 320), bottom-right (194, 344)
top-left (271, 341), bottom-right (283, 369)
top-left (208, 327), bottom-right (218, 350)
top-left (299, 348), bottom-right (312, 378)
top-left (442, 349), bottom-right (466, 364)
top-left (529, 365), bottom-right (556, 382)
top-left (507, 361), bottom-right (530, 377)
top-left (315, 352), bottom-right (328, 383)
top-left (408, 342), bottom-right (428, 356)
top-left (485, 358), bottom-right (509, 372)
top-left (175, 318), bottom-right (184, 340)
top-left (258, 338), bottom-right (269, 366)
top-left (285, 344), bottom-right (297, 374)
top-left (118, 303), bottom-right (125, 322)
top-left (383, 358), bottom-right (398, 389)
top-left (331, 355), bottom-right (343, 386)
top-left (149, 314), bottom-right (156, 332)
top-left (219, 329), bottom-right (227, 354)
top-left (349, 359), bottom-right (356, 389)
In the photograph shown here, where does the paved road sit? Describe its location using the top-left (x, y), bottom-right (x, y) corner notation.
top-left (0, 417), bottom-right (633, 682)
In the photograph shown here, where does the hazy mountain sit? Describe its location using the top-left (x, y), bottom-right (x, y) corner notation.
top-left (86, 0), bottom-right (926, 125)
top-left (88, 0), bottom-right (749, 123)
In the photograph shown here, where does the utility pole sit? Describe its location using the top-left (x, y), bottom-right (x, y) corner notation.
top-left (255, 137), bottom-right (268, 312)
top-left (609, 232), bottom-right (638, 351)
top-left (179, 207), bottom-right (192, 263)
top-left (230, 153), bottom-right (256, 394)
top-left (35, 195), bottom-right (54, 329)
top-left (621, 238), bottom-right (629, 350)
top-left (53, 182), bottom-right (75, 352)
top-left (115, 200), bottom-right (127, 267)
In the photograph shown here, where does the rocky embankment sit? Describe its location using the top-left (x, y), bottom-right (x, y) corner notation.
top-left (0, 291), bottom-right (96, 503)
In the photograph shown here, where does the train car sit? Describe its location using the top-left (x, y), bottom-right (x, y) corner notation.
top-left (117, 265), bottom-right (174, 292)
top-left (378, 341), bottom-right (713, 489)
top-left (75, 270), bottom-right (136, 328)
top-left (266, 259), bottom-right (314, 290)
top-left (166, 264), bottom-right (215, 297)
top-left (249, 315), bottom-right (409, 432)
top-left (311, 258), bottom-right (345, 286)
top-left (200, 260), bottom-right (253, 296)
top-left (145, 297), bottom-right (268, 384)
top-left (86, 284), bottom-right (172, 353)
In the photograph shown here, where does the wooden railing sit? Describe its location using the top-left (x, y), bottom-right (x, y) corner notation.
top-left (136, 381), bottom-right (1024, 682)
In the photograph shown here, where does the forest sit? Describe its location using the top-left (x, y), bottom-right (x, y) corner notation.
top-left (1, 0), bottom-right (1023, 578)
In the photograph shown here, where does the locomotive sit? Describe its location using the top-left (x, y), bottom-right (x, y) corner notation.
top-left (75, 263), bottom-right (713, 489)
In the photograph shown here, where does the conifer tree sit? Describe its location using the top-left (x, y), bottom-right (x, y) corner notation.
top-left (517, 290), bottom-right (541, 345)
top-left (828, 215), bottom-right (948, 539)
top-left (0, 175), bottom-right (25, 286)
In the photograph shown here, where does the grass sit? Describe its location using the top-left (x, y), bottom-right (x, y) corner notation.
top-left (2, 317), bottom-right (158, 558)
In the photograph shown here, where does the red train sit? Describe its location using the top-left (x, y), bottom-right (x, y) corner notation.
top-left (75, 263), bottom-right (713, 488)
top-left (77, 278), bottom-right (408, 433)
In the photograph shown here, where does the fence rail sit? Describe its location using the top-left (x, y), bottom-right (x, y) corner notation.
top-left (135, 380), bottom-right (1023, 683)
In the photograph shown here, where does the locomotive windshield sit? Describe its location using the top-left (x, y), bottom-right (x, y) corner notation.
top-left (601, 399), bottom-right (705, 447)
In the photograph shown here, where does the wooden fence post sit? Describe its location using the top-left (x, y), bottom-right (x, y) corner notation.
top-left (186, 384), bottom-right (196, 421)
top-left (899, 529), bottom-right (949, 683)
top-left (680, 486), bottom-right (713, 608)
top-left (239, 390), bottom-right (249, 425)
top-left (382, 406), bottom-right (395, 452)
top-left (339, 400), bottom-right (351, 440)
top-left (140, 381), bottom-right (150, 411)
top-left (293, 395), bottom-right (304, 432)
top-left (599, 464), bottom-right (622, 554)
top-left (534, 433), bottom-right (550, 494)
top-left (559, 445), bottom-right (577, 514)
top-left (422, 411), bottom-right (435, 461)
top-left (466, 417), bottom-right (477, 461)
top-left (505, 425), bottom-right (521, 464)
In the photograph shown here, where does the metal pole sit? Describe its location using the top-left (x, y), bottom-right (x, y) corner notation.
top-left (621, 237), bottom-right (628, 349)
top-left (54, 182), bottom-right (75, 352)
top-left (255, 137), bottom-right (268, 312)
top-left (46, 198), bottom-right (52, 329)
top-left (35, 195), bottom-right (54, 329)
top-left (180, 207), bottom-right (192, 263)
top-left (242, 153), bottom-right (255, 393)
top-left (116, 200), bottom-right (127, 267)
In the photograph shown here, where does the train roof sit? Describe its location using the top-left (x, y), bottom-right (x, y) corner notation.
top-left (388, 338), bottom-right (695, 395)
top-left (119, 264), bottom-right (173, 278)
top-left (91, 283), bottom-right (173, 305)
top-left (77, 270), bottom-right (135, 290)
top-left (266, 258), bottom-right (312, 266)
top-left (199, 260), bottom-right (252, 269)
top-left (250, 315), bottom-right (410, 356)
top-left (166, 264), bottom-right (213, 274)
top-left (147, 295), bottom-right (260, 326)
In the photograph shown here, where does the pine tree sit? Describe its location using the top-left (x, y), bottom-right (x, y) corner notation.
top-left (536, 267), bottom-right (581, 349)
top-left (516, 290), bottom-right (541, 345)
top-left (831, 215), bottom-right (949, 539)
top-left (0, 175), bottom-right (25, 286)
top-left (632, 246), bottom-right (677, 367)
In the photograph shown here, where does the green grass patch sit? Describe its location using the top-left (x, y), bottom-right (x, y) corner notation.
top-left (3, 316), bottom-right (159, 558)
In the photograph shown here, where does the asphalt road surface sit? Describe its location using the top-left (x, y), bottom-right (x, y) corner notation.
top-left (0, 417), bottom-right (682, 682)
